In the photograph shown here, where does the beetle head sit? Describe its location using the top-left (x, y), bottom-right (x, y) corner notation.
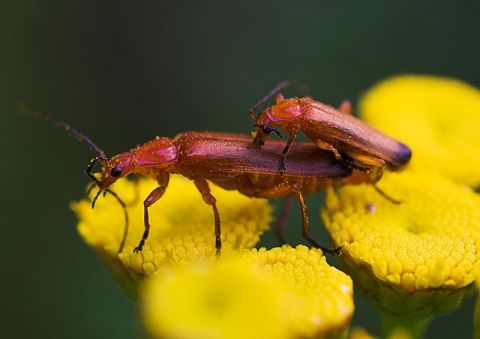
top-left (97, 152), bottom-right (135, 189)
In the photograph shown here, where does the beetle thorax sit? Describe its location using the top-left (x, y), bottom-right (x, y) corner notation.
top-left (268, 98), bottom-right (303, 122)
top-left (131, 138), bottom-right (178, 169)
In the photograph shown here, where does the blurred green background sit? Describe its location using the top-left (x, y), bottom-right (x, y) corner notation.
top-left (2, 2), bottom-right (480, 338)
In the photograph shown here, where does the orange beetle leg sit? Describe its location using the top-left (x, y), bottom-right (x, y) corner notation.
top-left (193, 176), bottom-right (222, 256)
top-left (243, 183), bottom-right (342, 255)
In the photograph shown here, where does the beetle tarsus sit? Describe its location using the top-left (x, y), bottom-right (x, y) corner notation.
top-left (307, 237), bottom-right (343, 256)
top-left (215, 237), bottom-right (222, 256)
top-left (329, 246), bottom-right (343, 256)
top-left (133, 243), bottom-right (143, 253)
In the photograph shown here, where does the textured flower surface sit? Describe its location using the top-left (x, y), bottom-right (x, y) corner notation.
top-left (72, 175), bottom-right (272, 294)
top-left (70, 75), bottom-right (480, 338)
top-left (321, 75), bottom-right (480, 329)
top-left (348, 327), bottom-right (376, 339)
top-left (322, 169), bottom-right (480, 318)
top-left (73, 176), bottom-right (354, 338)
top-left (143, 245), bottom-right (354, 339)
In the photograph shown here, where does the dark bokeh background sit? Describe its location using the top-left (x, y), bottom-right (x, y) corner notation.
top-left (2, 2), bottom-right (479, 338)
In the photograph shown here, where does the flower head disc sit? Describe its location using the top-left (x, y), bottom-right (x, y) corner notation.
top-left (72, 175), bottom-right (272, 294)
top-left (322, 169), bottom-right (480, 318)
top-left (360, 74), bottom-right (480, 186)
top-left (142, 245), bottom-right (354, 339)
top-left (348, 327), bottom-right (376, 339)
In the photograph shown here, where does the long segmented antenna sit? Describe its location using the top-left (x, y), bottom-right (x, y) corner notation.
top-left (18, 103), bottom-right (106, 157)
top-left (19, 103), bottom-right (129, 253)
top-left (249, 80), bottom-right (310, 120)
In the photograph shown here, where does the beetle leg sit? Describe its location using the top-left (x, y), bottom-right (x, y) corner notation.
top-left (134, 186), bottom-right (167, 253)
top-left (278, 131), bottom-right (297, 174)
top-left (343, 152), bottom-right (401, 204)
top-left (309, 140), bottom-right (380, 183)
top-left (274, 93), bottom-right (286, 104)
top-left (373, 185), bottom-right (402, 204)
top-left (344, 153), bottom-right (386, 182)
top-left (193, 176), bottom-right (222, 256)
top-left (134, 172), bottom-right (170, 253)
top-left (243, 183), bottom-right (341, 255)
top-left (275, 196), bottom-right (293, 246)
top-left (338, 100), bottom-right (353, 115)
top-left (294, 186), bottom-right (342, 255)
top-left (276, 124), bottom-right (302, 175)
top-left (311, 139), bottom-right (343, 161)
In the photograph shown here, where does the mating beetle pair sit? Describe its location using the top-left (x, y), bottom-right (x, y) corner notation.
top-left (26, 82), bottom-right (411, 255)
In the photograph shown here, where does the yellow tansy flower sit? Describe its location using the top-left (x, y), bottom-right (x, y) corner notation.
top-left (322, 169), bottom-right (480, 320)
top-left (348, 327), bottom-right (377, 339)
top-left (72, 175), bottom-right (272, 294)
top-left (360, 74), bottom-right (480, 187)
top-left (142, 245), bottom-right (354, 339)
top-left (474, 269), bottom-right (480, 339)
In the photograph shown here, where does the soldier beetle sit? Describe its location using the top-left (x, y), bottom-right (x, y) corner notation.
top-left (249, 81), bottom-right (412, 178)
top-left (23, 104), bottom-right (381, 256)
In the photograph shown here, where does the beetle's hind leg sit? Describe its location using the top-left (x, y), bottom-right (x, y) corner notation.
top-left (243, 183), bottom-right (342, 255)
top-left (275, 196), bottom-right (293, 246)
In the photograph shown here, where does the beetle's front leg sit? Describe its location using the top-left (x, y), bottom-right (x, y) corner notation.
top-left (193, 176), bottom-right (222, 256)
top-left (278, 129), bottom-right (299, 175)
top-left (134, 172), bottom-right (170, 253)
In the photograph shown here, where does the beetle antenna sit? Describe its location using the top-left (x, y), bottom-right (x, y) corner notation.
top-left (17, 103), bottom-right (106, 158)
top-left (20, 103), bottom-right (129, 253)
top-left (249, 80), bottom-right (310, 120)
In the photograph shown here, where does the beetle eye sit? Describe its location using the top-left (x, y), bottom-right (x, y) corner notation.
top-left (111, 166), bottom-right (122, 178)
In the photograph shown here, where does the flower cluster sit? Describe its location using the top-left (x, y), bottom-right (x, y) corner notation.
top-left (72, 75), bottom-right (480, 338)
top-left (323, 75), bottom-right (480, 337)
top-left (73, 176), bottom-right (354, 338)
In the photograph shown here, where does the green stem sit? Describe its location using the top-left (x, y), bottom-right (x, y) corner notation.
top-left (380, 313), bottom-right (430, 339)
